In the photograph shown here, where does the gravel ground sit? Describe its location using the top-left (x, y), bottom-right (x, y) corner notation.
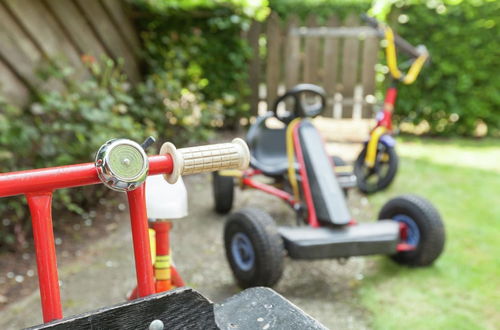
top-left (0, 173), bottom-right (378, 329)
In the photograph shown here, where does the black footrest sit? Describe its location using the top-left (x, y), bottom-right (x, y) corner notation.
top-left (279, 221), bottom-right (399, 259)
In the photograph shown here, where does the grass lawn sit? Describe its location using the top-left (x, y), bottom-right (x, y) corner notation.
top-left (360, 137), bottom-right (500, 330)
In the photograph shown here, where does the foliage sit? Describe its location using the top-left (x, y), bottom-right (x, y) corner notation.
top-left (269, 0), bottom-right (372, 21)
top-left (136, 0), bottom-right (270, 21)
top-left (382, 0), bottom-right (500, 136)
top-left (0, 56), bottom-right (222, 251)
top-left (132, 0), bottom-right (266, 127)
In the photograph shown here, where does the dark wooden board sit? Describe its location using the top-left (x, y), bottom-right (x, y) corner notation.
top-left (27, 288), bottom-right (217, 330)
top-left (215, 287), bottom-right (327, 330)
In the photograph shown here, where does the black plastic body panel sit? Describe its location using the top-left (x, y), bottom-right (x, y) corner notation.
top-left (279, 221), bottom-right (399, 259)
top-left (299, 120), bottom-right (351, 225)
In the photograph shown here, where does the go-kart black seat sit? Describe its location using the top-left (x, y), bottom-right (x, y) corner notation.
top-left (246, 112), bottom-right (290, 177)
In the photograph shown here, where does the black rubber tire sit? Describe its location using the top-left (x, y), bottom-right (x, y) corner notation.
top-left (354, 142), bottom-right (398, 194)
top-left (379, 194), bottom-right (445, 267)
top-left (212, 171), bottom-right (234, 214)
top-left (224, 208), bottom-right (285, 288)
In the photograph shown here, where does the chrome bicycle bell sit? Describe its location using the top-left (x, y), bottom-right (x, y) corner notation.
top-left (95, 139), bottom-right (149, 192)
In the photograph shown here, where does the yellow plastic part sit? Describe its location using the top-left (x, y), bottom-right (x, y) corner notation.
top-left (334, 165), bottom-right (353, 173)
top-left (154, 255), bottom-right (171, 269)
top-left (149, 228), bottom-right (156, 264)
top-left (385, 26), bottom-right (428, 85)
top-left (286, 118), bottom-right (303, 202)
top-left (218, 169), bottom-right (243, 177)
top-left (365, 126), bottom-right (387, 168)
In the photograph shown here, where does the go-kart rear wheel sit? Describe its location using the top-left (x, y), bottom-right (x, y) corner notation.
top-left (379, 195), bottom-right (445, 266)
top-left (354, 142), bottom-right (398, 194)
top-left (224, 208), bottom-right (285, 288)
top-left (212, 171), bottom-right (234, 214)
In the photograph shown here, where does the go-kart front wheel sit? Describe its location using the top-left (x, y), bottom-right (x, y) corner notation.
top-left (212, 171), bottom-right (234, 214)
top-left (224, 208), bottom-right (285, 288)
top-left (379, 195), bottom-right (445, 266)
top-left (354, 141), bottom-right (398, 194)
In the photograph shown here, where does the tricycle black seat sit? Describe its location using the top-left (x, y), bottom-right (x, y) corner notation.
top-left (246, 112), bottom-right (289, 177)
top-left (279, 221), bottom-right (399, 259)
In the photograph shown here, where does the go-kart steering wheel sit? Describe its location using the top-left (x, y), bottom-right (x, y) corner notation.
top-left (271, 84), bottom-right (326, 124)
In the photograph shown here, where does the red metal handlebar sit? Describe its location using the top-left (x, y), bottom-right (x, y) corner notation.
top-left (0, 154), bottom-right (173, 197)
top-left (0, 154), bottom-right (173, 323)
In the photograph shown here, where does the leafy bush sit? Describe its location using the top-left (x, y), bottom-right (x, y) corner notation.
top-left (382, 0), bottom-right (500, 136)
top-left (270, 0), bottom-right (371, 21)
top-left (0, 56), bottom-right (222, 251)
top-left (132, 0), bottom-right (268, 127)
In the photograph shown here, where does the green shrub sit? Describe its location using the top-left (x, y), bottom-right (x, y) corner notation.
top-left (384, 0), bottom-right (500, 136)
top-left (270, 0), bottom-right (372, 21)
top-left (0, 56), bottom-right (222, 251)
top-left (132, 0), bottom-right (268, 127)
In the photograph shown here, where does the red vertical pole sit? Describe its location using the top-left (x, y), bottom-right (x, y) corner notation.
top-left (26, 193), bottom-right (63, 323)
top-left (127, 185), bottom-right (155, 297)
top-left (153, 221), bottom-right (173, 292)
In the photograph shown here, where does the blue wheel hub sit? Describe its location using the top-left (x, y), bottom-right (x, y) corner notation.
top-left (231, 233), bottom-right (255, 271)
top-left (393, 214), bottom-right (420, 246)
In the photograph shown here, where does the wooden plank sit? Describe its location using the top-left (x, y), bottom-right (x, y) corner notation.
top-left (361, 34), bottom-right (379, 118)
top-left (0, 4), bottom-right (41, 90)
top-left (322, 15), bottom-right (340, 116)
top-left (303, 14), bottom-right (320, 84)
top-left (265, 12), bottom-right (281, 108)
top-left (215, 287), bottom-right (327, 329)
top-left (74, 0), bottom-right (140, 82)
top-left (284, 15), bottom-right (300, 90)
top-left (29, 288), bottom-right (217, 329)
top-left (340, 14), bottom-right (360, 118)
top-left (43, 0), bottom-right (109, 59)
top-left (291, 27), bottom-right (377, 38)
top-left (0, 59), bottom-right (30, 106)
top-left (5, 0), bottom-right (87, 80)
top-left (0, 2), bottom-right (64, 94)
top-left (247, 20), bottom-right (261, 116)
top-left (100, 0), bottom-right (141, 57)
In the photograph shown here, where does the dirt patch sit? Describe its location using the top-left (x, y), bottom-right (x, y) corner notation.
top-left (0, 198), bottom-right (129, 310)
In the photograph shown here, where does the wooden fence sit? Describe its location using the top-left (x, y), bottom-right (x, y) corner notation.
top-left (0, 0), bottom-right (140, 106)
top-left (247, 12), bottom-right (381, 119)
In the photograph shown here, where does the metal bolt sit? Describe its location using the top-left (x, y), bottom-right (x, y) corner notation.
top-left (149, 319), bottom-right (164, 330)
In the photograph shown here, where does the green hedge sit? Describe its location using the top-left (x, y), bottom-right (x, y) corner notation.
top-left (270, 0), bottom-right (371, 21)
top-left (0, 55), bottom-right (225, 251)
top-left (0, 1), bottom-right (268, 251)
top-left (132, 0), bottom-right (268, 127)
top-left (385, 0), bottom-right (500, 136)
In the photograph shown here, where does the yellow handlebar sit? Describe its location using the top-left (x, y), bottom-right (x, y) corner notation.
top-left (385, 26), bottom-right (429, 85)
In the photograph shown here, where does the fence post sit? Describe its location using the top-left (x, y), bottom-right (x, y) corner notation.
top-left (284, 15), bottom-right (300, 91)
top-left (247, 20), bottom-right (261, 116)
top-left (303, 14), bottom-right (319, 85)
top-left (266, 12), bottom-right (282, 110)
top-left (322, 15), bottom-right (340, 117)
top-left (361, 32), bottom-right (379, 118)
top-left (340, 14), bottom-right (360, 118)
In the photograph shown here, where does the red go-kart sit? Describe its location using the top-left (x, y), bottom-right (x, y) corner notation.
top-left (212, 84), bottom-right (445, 288)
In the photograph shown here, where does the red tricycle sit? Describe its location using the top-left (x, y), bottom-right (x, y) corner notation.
top-left (1, 137), bottom-right (328, 329)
